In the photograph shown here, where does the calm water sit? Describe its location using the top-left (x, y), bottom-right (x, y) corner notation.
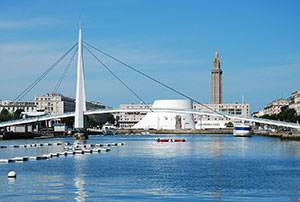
top-left (1, 134), bottom-right (300, 202)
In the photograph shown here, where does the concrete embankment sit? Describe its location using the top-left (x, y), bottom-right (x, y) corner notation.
top-left (254, 131), bottom-right (300, 141)
top-left (0, 132), bottom-right (38, 140)
top-left (0, 131), bottom-right (69, 140)
top-left (115, 128), bottom-right (233, 134)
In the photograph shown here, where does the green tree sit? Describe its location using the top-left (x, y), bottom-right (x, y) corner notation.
top-left (107, 113), bottom-right (115, 124)
top-left (225, 122), bottom-right (233, 127)
top-left (0, 109), bottom-right (13, 122)
top-left (87, 116), bottom-right (97, 127)
top-left (13, 109), bottom-right (24, 119)
top-left (0, 108), bottom-right (9, 116)
top-left (260, 108), bottom-right (300, 123)
top-left (61, 117), bottom-right (74, 128)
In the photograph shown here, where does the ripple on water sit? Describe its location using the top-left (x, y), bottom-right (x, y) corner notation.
top-left (1, 134), bottom-right (300, 201)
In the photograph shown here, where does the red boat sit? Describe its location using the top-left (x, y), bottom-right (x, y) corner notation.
top-left (157, 138), bottom-right (169, 142)
top-left (157, 138), bottom-right (185, 142)
top-left (174, 139), bottom-right (185, 142)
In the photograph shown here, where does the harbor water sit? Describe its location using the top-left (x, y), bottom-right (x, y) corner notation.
top-left (1, 134), bottom-right (300, 201)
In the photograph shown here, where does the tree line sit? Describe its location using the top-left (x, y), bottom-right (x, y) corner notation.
top-left (0, 109), bottom-right (23, 122)
top-left (259, 106), bottom-right (300, 123)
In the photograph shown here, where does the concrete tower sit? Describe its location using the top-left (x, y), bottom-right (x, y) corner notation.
top-left (211, 51), bottom-right (223, 104)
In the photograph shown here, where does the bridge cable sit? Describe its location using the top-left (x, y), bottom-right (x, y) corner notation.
top-left (83, 45), bottom-right (153, 112)
top-left (83, 41), bottom-right (226, 118)
top-left (53, 48), bottom-right (78, 93)
top-left (13, 42), bottom-right (78, 101)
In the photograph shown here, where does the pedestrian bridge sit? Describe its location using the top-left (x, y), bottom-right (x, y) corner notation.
top-left (1, 107), bottom-right (300, 130)
top-left (2, 28), bottom-right (299, 133)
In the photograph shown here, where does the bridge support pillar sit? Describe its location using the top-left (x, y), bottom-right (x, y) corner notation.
top-left (73, 131), bottom-right (88, 140)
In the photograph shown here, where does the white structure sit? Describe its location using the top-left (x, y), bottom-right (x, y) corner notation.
top-left (233, 124), bottom-right (251, 137)
top-left (255, 90), bottom-right (300, 117)
top-left (251, 110), bottom-right (265, 117)
top-left (35, 93), bottom-right (104, 115)
top-left (2, 107), bottom-right (300, 130)
top-left (21, 111), bottom-right (47, 118)
top-left (193, 103), bottom-right (250, 129)
top-left (74, 28), bottom-right (86, 130)
top-left (263, 98), bottom-right (289, 115)
top-left (133, 100), bottom-right (195, 130)
top-left (289, 90), bottom-right (300, 115)
top-left (0, 100), bottom-right (36, 113)
top-left (116, 102), bottom-right (249, 129)
top-left (115, 102), bottom-right (152, 128)
top-left (35, 93), bottom-right (75, 114)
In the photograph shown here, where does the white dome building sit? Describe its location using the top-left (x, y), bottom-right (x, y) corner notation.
top-left (133, 99), bottom-right (195, 130)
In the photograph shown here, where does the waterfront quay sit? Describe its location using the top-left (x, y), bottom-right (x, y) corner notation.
top-left (1, 129), bottom-right (233, 140)
top-left (3, 128), bottom-right (300, 142)
top-left (116, 128), bottom-right (233, 134)
top-left (254, 130), bottom-right (300, 141)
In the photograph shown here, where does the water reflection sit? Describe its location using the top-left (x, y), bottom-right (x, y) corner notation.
top-left (211, 137), bottom-right (223, 201)
top-left (74, 153), bottom-right (87, 202)
top-left (238, 137), bottom-right (249, 157)
top-left (74, 177), bottom-right (87, 202)
top-left (212, 137), bottom-right (223, 158)
top-left (8, 178), bottom-right (16, 185)
top-left (1, 134), bottom-right (300, 201)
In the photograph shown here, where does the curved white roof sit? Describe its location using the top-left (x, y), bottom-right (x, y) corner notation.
top-left (133, 99), bottom-right (195, 130)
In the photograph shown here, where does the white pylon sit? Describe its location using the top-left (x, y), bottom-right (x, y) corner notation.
top-left (74, 28), bottom-right (86, 130)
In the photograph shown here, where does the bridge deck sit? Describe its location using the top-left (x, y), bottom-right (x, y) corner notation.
top-left (0, 108), bottom-right (299, 129)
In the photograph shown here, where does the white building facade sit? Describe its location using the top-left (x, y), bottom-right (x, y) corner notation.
top-left (193, 103), bottom-right (250, 129)
top-left (133, 100), bottom-right (195, 130)
top-left (115, 102), bottom-right (250, 129)
top-left (0, 100), bottom-right (36, 113)
top-left (256, 91), bottom-right (300, 117)
top-left (115, 103), bottom-right (152, 128)
top-left (35, 93), bottom-right (105, 115)
top-left (289, 90), bottom-right (300, 115)
top-left (35, 93), bottom-right (76, 115)
top-left (263, 98), bottom-right (289, 115)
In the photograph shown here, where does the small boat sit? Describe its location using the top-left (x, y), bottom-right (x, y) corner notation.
top-left (233, 124), bottom-right (252, 137)
top-left (157, 138), bottom-right (185, 142)
top-left (103, 128), bottom-right (115, 135)
top-left (102, 122), bottom-right (115, 135)
top-left (157, 138), bottom-right (169, 142)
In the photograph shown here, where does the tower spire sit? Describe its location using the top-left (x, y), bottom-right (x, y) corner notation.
top-left (74, 27), bottom-right (86, 130)
top-left (215, 49), bottom-right (219, 58)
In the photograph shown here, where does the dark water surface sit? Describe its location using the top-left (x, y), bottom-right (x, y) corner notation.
top-left (1, 134), bottom-right (300, 201)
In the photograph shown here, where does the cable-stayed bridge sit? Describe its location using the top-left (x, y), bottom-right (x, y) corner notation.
top-left (1, 107), bottom-right (300, 130)
top-left (0, 108), bottom-right (300, 129)
top-left (1, 28), bottom-right (300, 136)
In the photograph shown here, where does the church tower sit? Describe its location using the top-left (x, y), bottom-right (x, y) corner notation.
top-left (211, 51), bottom-right (223, 104)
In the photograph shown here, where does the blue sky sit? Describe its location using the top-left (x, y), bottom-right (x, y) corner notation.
top-left (0, 0), bottom-right (299, 112)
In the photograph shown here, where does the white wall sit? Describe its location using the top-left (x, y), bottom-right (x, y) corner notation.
top-left (133, 100), bottom-right (195, 130)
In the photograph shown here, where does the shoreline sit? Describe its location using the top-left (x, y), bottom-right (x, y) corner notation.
top-left (115, 128), bottom-right (234, 134)
top-left (253, 131), bottom-right (300, 141)
top-left (1, 128), bottom-right (300, 141)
